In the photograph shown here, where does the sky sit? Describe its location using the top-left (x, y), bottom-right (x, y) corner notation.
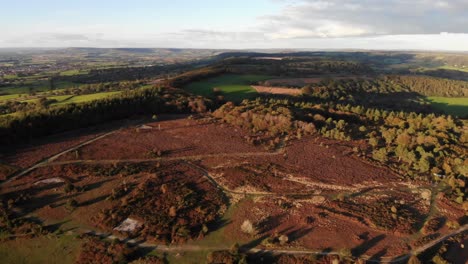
top-left (1, 0), bottom-right (468, 51)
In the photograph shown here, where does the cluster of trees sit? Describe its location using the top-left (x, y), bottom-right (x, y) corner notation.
top-left (222, 57), bottom-right (374, 76)
top-left (166, 67), bottom-right (226, 87)
top-left (299, 75), bottom-right (468, 113)
top-left (419, 68), bottom-right (468, 81)
top-left (54, 63), bottom-right (194, 84)
top-left (75, 236), bottom-right (138, 264)
top-left (250, 76), bottom-right (467, 107)
top-left (385, 75), bottom-right (468, 97)
top-left (213, 100), bottom-right (316, 149)
top-left (212, 97), bottom-right (467, 204)
top-left (49, 80), bottom-right (146, 95)
top-left (207, 245), bottom-right (247, 264)
top-left (0, 87), bottom-right (212, 144)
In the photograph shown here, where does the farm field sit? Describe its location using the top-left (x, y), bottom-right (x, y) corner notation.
top-left (184, 74), bottom-right (273, 102)
top-left (2, 115), bottom-right (466, 263)
top-left (427, 96), bottom-right (468, 117)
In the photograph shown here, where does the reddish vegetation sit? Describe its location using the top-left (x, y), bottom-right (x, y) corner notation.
top-left (275, 137), bottom-right (400, 185)
top-left (201, 136), bottom-right (401, 189)
top-left (2, 129), bottom-right (102, 169)
top-left (206, 160), bottom-right (309, 194)
top-left (224, 198), bottom-right (410, 257)
top-left (94, 161), bottom-right (226, 243)
top-left (76, 236), bottom-right (135, 264)
top-left (1, 116), bottom-right (464, 261)
top-left (252, 86), bottom-right (302, 96)
top-left (58, 117), bottom-right (265, 161)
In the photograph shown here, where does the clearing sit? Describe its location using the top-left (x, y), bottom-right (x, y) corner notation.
top-left (184, 74), bottom-right (272, 102)
top-left (427, 96), bottom-right (468, 117)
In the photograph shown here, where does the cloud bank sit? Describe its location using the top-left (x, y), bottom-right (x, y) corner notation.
top-left (1, 0), bottom-right (468, 50)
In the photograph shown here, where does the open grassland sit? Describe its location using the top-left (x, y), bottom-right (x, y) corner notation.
top-left (184, 74), bottom-right (272, 102)
top-left (0, 235), bottom-right (82, 264)
top-left (427, 96), bottom-right (468, 117)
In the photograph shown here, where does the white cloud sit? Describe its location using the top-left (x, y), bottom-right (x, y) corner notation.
top-left (262, 0), bottom-right (468, 38)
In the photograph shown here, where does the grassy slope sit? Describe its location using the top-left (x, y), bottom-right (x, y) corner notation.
top-left (427, 97), bottom-right (468, 117)
top-left (184, 74), bottom-right (272, 102)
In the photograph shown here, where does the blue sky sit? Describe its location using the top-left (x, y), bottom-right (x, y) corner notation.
top-left (1, 0), bottom-right (468, 50)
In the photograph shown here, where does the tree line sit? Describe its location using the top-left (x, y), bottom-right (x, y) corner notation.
top-left (0, 87), bottom-right (211, 145)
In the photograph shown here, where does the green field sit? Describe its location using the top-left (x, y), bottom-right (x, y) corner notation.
top-left (427, 97), bottom-right (468, 117)
top-left (15, 92), bottom-right (121, 106)
top-left (0, 93), bottom-right (23, 101)
top-left (438, 65), bottom-right (468, 72)
top-left (59, 69), bottom-right (89, 76)
top-left (51, 91), bottom-right (122, 106)
top-left (184, 74), bottom-right (273, 102)
top-left (0, 235), bottom-right (81, 264)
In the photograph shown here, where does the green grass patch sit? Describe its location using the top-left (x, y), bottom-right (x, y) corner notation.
top-left (0, 93), bottom-right (23, 101)
top-left (13, 92), bottom-right (120, 106)
top-left (60, 70), bottom-right (89, 76)
top-left (184, 74), bottom-right (273, 102)
top-left (51, 91), bottom-right (122, 106)
top-left (3, 74), bottom-right (18, 80)
top-left (0, 235), bottom-right (82, 264)
top-left (427, 97), bottom-right (468, 117)
top-left (438, 65), bottom-right (468, 72)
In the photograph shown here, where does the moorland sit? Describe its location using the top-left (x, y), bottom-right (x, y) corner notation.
top-left (0, 48), bottom-right (467, 264)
